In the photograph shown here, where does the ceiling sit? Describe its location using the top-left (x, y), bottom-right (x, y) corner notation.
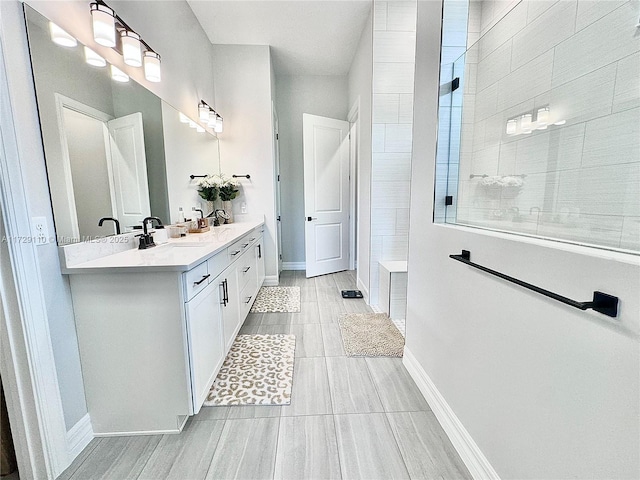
top-left (187, 1), bottom-right (372, 76)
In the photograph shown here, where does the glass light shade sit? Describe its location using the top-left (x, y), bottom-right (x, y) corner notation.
top-left (84, 46), bottom-right (106, 67)
top-left (208, 111), bottom-right (217, 127)
top-left (90, 3), bottom-right (116, 47)
top-left (506, 119), bottom-right (517, 135)
top-left (520, 113), bottom-right (532, 133)
top-left (143, 51), bottom-right (161, 82)
top-left (215, 116), bottom-right (223, 133)
top-left (189, 120), bottom-right (197, 129)
top-left (554, 119), bottom-right (566, 125)
top-left (536, 107), bottom-right (550, 128)
top-left (121, 31), bottom-right (142, 67)
top-left (49, 22), bottom-right (77, 47)
top-left (179, 112), bottom-right (190, 123)
top-left (196, 125), bottom-right (205, 133)
top-left (110, 65), bottom-right (129, 83)
top-left (198, 104), bottom-right (210, 122)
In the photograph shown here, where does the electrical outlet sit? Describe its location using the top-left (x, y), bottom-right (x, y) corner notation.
top-left (241, 202), bottom-right (247, 214)
top-left (31, 216), bottom-right (49, 245)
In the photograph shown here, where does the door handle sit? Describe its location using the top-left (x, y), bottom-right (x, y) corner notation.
top-left (307, 216), bottom-right (317, 221)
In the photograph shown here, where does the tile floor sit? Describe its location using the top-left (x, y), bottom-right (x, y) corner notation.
top-left (58, 271), bottom-right (471, 480)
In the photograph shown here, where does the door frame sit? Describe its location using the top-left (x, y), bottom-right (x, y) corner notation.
top-left (272, 102), bottom-right (283, 275)
top-left (348, 99), bottom-right (360, 272)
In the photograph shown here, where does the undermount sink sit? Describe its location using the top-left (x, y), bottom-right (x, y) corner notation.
top-left (159, 242), bottom-right (208, 248)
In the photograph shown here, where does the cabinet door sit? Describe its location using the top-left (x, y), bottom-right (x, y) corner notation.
top-left (185, 281), bottom-right (224, 414)
top-left (219, 266), bottom-right (240, 352)
top-left (256, 236), bottom-right (265, 288)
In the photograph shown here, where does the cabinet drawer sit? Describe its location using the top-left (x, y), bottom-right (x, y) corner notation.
top-left (184, 261), bottom-right (210, 301)
top-left (227, 234), bottom-right (254, 262)
top-left (238, 279), bottom-right (257, 318)
top-left (207, 251), bottom-right (228, 280)
top-left (237, 256), bottom-right (255, 291)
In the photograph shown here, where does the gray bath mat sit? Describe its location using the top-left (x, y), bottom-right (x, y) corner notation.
top-left (204, 334), bottom-right (296, 406)
top-left (338, 313), bottom-right (405, 357)
top-left (250, 286), bottom-right (301, 313)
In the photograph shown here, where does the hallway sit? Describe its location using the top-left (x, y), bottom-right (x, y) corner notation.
top-left (57, 271), bottom-right (470, 480)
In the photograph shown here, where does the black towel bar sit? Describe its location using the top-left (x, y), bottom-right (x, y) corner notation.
top-left (189, 175), bottom-right (207, 179)
top-left (449, 250), bottom-right (619, 318)
top-left (232, 174), bottom-right (251, 179)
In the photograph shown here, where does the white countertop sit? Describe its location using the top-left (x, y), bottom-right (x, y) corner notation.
top-left (61, 220), bottom-right (264, 274)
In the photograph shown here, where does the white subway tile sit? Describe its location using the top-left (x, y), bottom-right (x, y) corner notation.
top-left (536, 213), bottom-right (624, 249)
top-left (476, 40), bottom-right (512, 92)
top-left (526, 0), bottom-right (559, 23)
top-left (613, 53), bottom-right (640, 113)
top-left (386, 1), bottom-right (417, 32)
top-left (620, 216), bottom-right (640, 251)
top-left (496, 50), bottom-right (553, 112)
top-left (372, 153), bottom-right (412, 181)
top-left (511, 0), bottom-right (576, 71)
top-left (371, 181), bottom-right (412, 208)
top-left (374, 31), bottom-right (416, 63)
top-left (398, 94), bottom-right (414, 123)
top-left (382, 235), bottom-right (409, 260)
top-left (552, 3), bottom-right (640, 86)
top-left (373, 63), bottom-right (415, 94)
top-left (547, 123), bottom-right (585, 171)
top-left (478, 1), bottom-right (527, 60)
top-left (372, 124), bottom-right (386, 153)
top-left (373, 94), bottom-right (400, 123)
top-left (582, 107), bottom-right (640, 168)
top-left (374, 1), bottom-right (388, 31)
top-left (371, 208), bottom-right (398, 235)
top-left (396, 208), bottom-right (410, 235)
top-left (385, 124), bottom-right (413, 152)
top-left (498, 141), bottom-right (517, 174)
top-left (577, 163), bottom-right (640, 216)
top-left (474, 82), bottom-right (499, 121)
top-left (471, 144), bottom-right (500, 176)
top-left (575, 0), bottom-right (627, 32)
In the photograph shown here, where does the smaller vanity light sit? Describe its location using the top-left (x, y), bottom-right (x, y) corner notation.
top-left (208, 111), bottom-right (217, 128)
top-left (520, 113), bottom-right (532, 134)
top-left (554, 119), bottom-right (566, 126)
top-left (49, 22), bottom-right (77, 47)
top-left (196, 125), bottom-right (205, 133)
top-left (536, 107), bottom-right (550, 129)
top-left (110, 65), bottom-right (129, 83)
top-left (143, 51), bottom-right (161, 82)
top-left (84, 46), bottom-right (106, 67)
top-left (121, 30), bottom-right (142, 67)
top-left (179, 112), bottom-right (190, 123)
top-left (214, 115), bottom-right (223, 133)
top-left (90, 2), bottom-right (116, 48)
top-left (506, 118), bottom-right (517, 135)
top-left (199, 103), bottom-right (210, 122)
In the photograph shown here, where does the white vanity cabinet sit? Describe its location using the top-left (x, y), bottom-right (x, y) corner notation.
top-left (65, 222), bottom-right (265, 436)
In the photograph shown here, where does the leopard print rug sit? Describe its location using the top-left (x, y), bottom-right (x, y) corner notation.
top-left (204, 334), bottom-right (295, 406)
top-left (249, 286), bottom-right (301, 313)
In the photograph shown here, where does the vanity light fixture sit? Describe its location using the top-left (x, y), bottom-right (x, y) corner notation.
top-left (207, 111), bottom-right (217, 128)
top-left (536, 107), bottom-right (550, 129)
top-left (121, 30), bottom-right (142, 67)
top-left (506, 118), bottom-right (517, 135)
top-left (90, 1), bottom-right (162, 82)
top-left (49, 22), bottom-right (77, 47)
top-left (199, 103), bottom-right (210, 122)
top-left (110, 65), bottom-right (129, 82)
top-left (520, 113), bottom-right (532, 134)
top-left (214, 115), bottom-right (224, 133)
top-left (198, 99), bottom-right (224, 134)
top-left (90, 2), bottom-right (116, 47)
top-left (84, 46), bottom-right (106, 67)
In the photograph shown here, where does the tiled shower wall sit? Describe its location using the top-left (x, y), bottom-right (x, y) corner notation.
top-left (452, 0), bottom-right (640, 251)
top-left (369, 0), bottom-right (417, 307)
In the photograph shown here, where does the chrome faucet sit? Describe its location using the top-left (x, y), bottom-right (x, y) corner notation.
top-left (98, 217), bottom-right (121, 235)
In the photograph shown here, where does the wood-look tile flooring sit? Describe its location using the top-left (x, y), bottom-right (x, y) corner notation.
top-left (59, 271), bottom-right (471, 480)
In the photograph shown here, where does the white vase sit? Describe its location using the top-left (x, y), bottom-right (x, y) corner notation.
top-left (206, 201), bottom-right (215, 217)
top-left (222, 200), bottom-right (234, 223)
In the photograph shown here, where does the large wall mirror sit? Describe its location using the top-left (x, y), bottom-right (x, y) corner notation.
top-left (24, 5), bottom-right (220, 245)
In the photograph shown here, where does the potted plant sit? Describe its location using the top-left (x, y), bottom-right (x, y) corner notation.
top-left (196, 175), bottom-right (219, 216)
top-left (217, 174), bottom-right (240, 223)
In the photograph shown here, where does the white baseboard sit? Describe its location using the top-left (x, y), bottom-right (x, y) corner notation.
top-left (371, 304), bottom-right (383, 314)
top-left (263, 275), bottom-right (279, 286)
top-left (357, 278), bottom-right (369, 304)
top-left (403, 348), bottom-right (500, 480)
top-left (66, 413), bottom-right (93, 460)
top-left (282, 262), bottom-right (306, 271)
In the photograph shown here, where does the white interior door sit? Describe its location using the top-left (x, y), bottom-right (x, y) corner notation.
top-left (107, 112), bottom-right (151, 229)
top-left (303, 113), bottom-right (350, 278)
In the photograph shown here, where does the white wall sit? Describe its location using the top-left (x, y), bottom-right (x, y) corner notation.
top-left (211, 45), bottom-right (279, 282)
top-left (275, 75), bottom-right (349, 265)
top-left (369, 0), bottom-right (417, 307)
top-left (407, 1), bottom-right (640, 478)
top-left (348, 10), bottom-right (374, 299)
top-left (1, 0), bottom-right (218, 432)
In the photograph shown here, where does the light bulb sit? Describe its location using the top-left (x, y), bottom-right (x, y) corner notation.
top-left (110, 65), bottom-right (129, 83)
top-left (506, 119), bottom-right (517, 135)
top-left (536, 107), bottom-right (550, 129)
top-left (208, 111), bottom-right (217, 127)
top-left (90, 3), bottom-right (116, 48)
top-left (179, 112), bottom-right (190, 123)
top-left (84, 47), bottom-right (106, 67)
top-left (143, 51), bottom-right (161, 82)
top-left (554, 119), bottom-right (566, 126)
top-left (521, 113), bottom-right (532, 134)
top-left (199, 104), bottom-right (209, 122)
top-left (215, 116), bottom-right (223, 133)
top-left (121, 31), bottom-right (142, 67)
top-left (49, 22), bottom-right (77, 47)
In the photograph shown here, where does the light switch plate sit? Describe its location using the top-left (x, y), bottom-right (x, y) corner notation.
top-left (31, 216), bottom-right (49, 245)
top-left (241, 202), bottom-right (247, 214)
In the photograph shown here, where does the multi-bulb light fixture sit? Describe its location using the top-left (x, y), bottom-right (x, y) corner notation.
top-left (505, 106), bottom-right (565, 136)
top-left (48, 0), bottom-right (161, 84)
top-left (198, 100), bottom-right (224, 133)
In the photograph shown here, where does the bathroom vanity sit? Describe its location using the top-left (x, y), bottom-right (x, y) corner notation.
top-left (62, 220), bottom-right (265, 436)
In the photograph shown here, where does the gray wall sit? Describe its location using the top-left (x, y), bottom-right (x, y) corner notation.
top-left (348, 11), bottom-right (373, 296)
top-left (275, 75), bottom-right (349, 264)
top-left (406, 1), bottom-right (640, 478)
top-left (3, 0), bottom-right (218, 431)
